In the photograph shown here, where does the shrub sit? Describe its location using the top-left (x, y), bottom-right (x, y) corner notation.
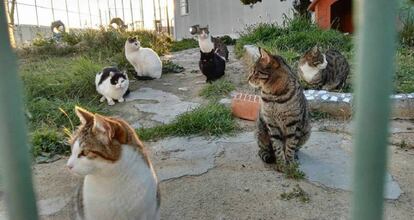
top-left (235, 16), bottom-right (352, 57)
top-left (171, 38), bottom-right (198, 52)
top-left (26, 28), bottom-right (173, 57)
top-left (218, 35), bottom-right (237, 45)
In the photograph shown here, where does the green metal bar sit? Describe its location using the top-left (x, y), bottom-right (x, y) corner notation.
top-left (0, 2), bottom-right (39, 220)
top-left (352, 1), bottom-right (397, 220)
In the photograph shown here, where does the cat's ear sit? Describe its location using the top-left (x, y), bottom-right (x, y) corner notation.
top-left (311, 45), bottom-right (319, 54)
top-left (123, 71), bottom-right (128, 78)
top-left (75, 106), bottom-right (94, 124)
top-left (259, 47), bottom-right (272, 65)
top-left (92, 114), bottom-right (115, 143)
top-left (92, 114), bottom-right (127, 144)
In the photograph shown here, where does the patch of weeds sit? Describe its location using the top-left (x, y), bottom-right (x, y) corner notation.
top-left (199, 79), bottom-right (236, 100)
top-left (31, 129), bottom-right (69, 158)
top-left (22, 28), bottom-right (172, 57)
top-left (397, 140), bottom-right (409, 149)
top-left (395, 48), bottom-right (414, 93)
top-left (171, 38), bottom-right (198, 52)
top-left (283, 162), bottom-right (306, 180)
top-left (280, 184), bottom-right (310, 203)
top-left (162, 60), bottom-right (185, 74)
top-left (137, 103), bottom-right (237, 141)
top-left (235, 16), bottom-right (352, 57)
top-left (27, 97), bottom-right (106, 130)
top-left (20, 56), bottom-right (102, 100)
top-left (399, 6), bottom-right (414, 47)
top-left (20, 54), bottom-right (106, 159)
top-left (310, 111), bottom-right (332, 120)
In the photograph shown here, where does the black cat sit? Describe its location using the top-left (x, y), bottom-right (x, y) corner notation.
top-left (199, 49), bottom-right (226, 83)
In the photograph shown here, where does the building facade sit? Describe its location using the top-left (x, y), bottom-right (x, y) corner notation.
top-left (173, 0), bottom-right (294, 40)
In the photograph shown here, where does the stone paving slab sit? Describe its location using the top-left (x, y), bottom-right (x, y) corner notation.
top-left (151, 131), bottom-right (401, 200)
top-left (298, 132), bottom-right (401, 200)
top-left (127, 87), bottom-right (200, 124)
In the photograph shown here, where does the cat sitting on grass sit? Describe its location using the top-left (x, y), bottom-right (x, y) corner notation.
top-left (95, 67), bottom-right (130, 106)
top-left (67, 107), bottom-right (160, 220)
top-left (125, 36), bottom-right (163, 80)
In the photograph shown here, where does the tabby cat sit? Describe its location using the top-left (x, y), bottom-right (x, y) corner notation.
top-left (298, 46), bottom-right (349, 91)
top-left (248, 48), bottom-right (311, 170)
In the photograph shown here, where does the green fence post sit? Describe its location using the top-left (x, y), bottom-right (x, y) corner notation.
top-left (352, 1), bottom-right (397, 220)
top-left (0, 2), bottom-right (39, 220)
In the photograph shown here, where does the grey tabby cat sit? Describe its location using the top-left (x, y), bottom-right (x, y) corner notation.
top-left (248, 48), bottom-right (311, 170)
top-left (298, 46), bottom-right (349, 91)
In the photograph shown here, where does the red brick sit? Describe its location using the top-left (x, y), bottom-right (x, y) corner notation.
top-left (231, 93), bottom-right (261, 121)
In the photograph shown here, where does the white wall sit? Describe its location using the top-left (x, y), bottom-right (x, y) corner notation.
top-left (173, 0), bottom-right (295, 40)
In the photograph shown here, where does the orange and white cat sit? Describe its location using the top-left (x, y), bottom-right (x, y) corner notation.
top-left (67, 107), bottom-right (160, 220)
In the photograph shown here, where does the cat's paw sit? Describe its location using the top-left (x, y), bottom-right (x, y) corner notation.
top-left (100, 96), bottom-right (106, 103)
top-left (107, 100), bottom-right (115, 106)
top-left (118, 98), bottom-right (125, 103)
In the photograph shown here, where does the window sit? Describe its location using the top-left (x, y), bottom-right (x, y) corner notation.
top-left (180, 0), bottom-right (189, 15)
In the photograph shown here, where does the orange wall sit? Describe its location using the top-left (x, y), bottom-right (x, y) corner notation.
top-left (315, 0), bottom-right (337, 30)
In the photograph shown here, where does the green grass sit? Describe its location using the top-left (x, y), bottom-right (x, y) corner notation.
top-left (24, 28), bottom-right (172, 58)
top-left (31, 129), bottom-right (69, 158)
top-left (395, 48), bottom-right (414, 93)
top-left (280, 184), bottom-right (310, 203)
top-left (283, 162), bottom-right (306, 180)
top-left (199, 79), bottom-right (236, 100)
top-left (19, 55), bottom-right (107, 159)
top-left (162, 60), bottom-right (185, 74)
top-left (137, 103), bottom-right (237, 141)
top-left (235, 16), bottom-right (352, 58)
top-left (171, 38), bottom-right (198, 52)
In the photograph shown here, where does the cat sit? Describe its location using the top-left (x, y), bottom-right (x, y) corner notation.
top-left (67, 107), bottom-right (160, 220)
top-left (298, 46), bottom-right (350, 91)
top-left (248, 48), bottom-right (311, 170)
top-left (95, 67), bottom-right (130, 106)
top-left (125, 36), bottom-right (163, 80)
top-left (192, 25), bottom-right (229, 61)
top-left (199, 49), bottom-right (226, 83)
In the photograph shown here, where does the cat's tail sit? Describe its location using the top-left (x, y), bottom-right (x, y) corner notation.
top-left (123, 89), bottom-right (131, 98)
top-left (134, 75), bottom-right (156, 80)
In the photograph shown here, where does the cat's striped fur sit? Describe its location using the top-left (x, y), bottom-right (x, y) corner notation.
top-left (298, 46), bottom-right (350, 91)
top-left (248, 48), bottom-right (311, 169)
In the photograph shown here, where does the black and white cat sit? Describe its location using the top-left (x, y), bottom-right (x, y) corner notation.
top-left (192, 25), bottom-right (229, 61)
top-left (199, 49), bottom-right (226, 83)
top-left (95, 67), bottom-right (130, 106)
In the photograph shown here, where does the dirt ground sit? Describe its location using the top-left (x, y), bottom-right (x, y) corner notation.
top-left (1, 47), bottom-right (414, 220)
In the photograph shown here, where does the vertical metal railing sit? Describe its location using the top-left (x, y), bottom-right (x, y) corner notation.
top-left (352, 0), bottom-right (397, 220)
top-left (0, 2), bottom-right (39, 220)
